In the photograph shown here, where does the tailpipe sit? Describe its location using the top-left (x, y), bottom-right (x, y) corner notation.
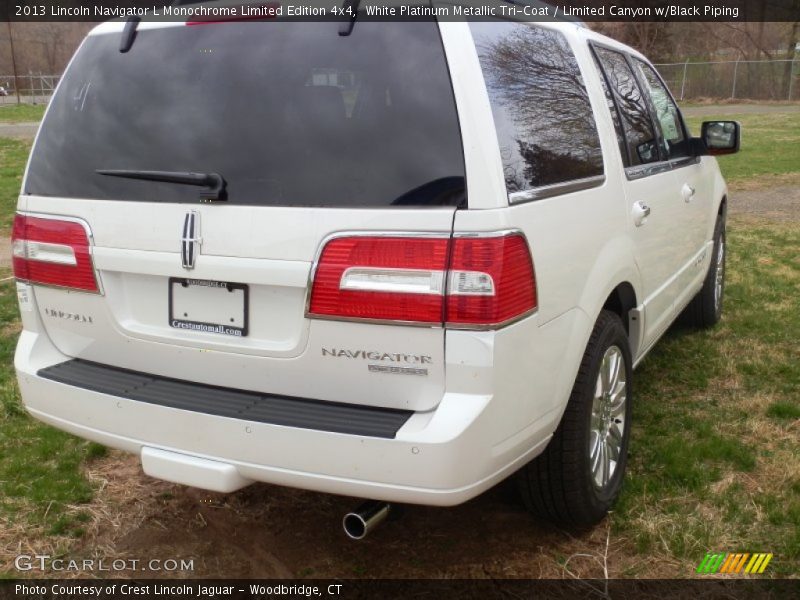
top-left (342, 500), bottom-right (391, 540)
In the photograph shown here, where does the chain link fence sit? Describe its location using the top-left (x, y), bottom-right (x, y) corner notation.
top-left (655, 58), bottom-right (800, 102)
top-left (0, 75), bottom-right (60, 105)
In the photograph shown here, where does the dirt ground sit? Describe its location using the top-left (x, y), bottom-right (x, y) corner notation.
top-left (77, 455), bottom-right (633, 579)
top-left (726, 175), bottom-right (800, 221)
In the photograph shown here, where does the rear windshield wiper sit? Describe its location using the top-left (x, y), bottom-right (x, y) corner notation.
top-left (96, 169), bottom-right (227, 202)
top-left (338, 0), bottom-right (362, 36)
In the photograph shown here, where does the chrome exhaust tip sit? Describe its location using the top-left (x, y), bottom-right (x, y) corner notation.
top-left (342, 500), bottom-right (391, 540)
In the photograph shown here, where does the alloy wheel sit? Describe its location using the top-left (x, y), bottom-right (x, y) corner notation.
top-left (590, 346), bottom-right (628, 489)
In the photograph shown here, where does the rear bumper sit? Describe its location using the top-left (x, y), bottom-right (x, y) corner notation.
top-left (15, 328), bottom-right (555, 505)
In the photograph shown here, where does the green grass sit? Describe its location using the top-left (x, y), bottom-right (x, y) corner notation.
top-left (615, 218), bottom-right (800, 575)
top-left (0, 104), bottom-right (46, 123)
top-left (0, 275), bottom-right (107, 547)
top-left (766, 401), bottom-right (800, 421)
top-left (0, 138), bottom-right (30, 233)
top-left (0, 135), bottom-right (107, 564)
top-left (685, 111), bottom-right (800, 183)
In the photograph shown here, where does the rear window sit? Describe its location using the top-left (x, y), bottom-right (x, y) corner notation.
top-left (26, 22), bottom-right (466, 208)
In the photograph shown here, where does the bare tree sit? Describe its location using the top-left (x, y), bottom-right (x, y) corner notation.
top-left (38, 24), bottom-right (67, 74)
top-left (590, 22), bottom-right (675, 62)
top-left (0, 23), bottom-right (93, 76)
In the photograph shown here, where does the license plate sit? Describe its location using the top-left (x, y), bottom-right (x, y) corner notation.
top-left (169, 278), bottom-right (248, 337)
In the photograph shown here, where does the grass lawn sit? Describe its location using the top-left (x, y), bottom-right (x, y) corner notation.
top-left (0, 104), bottom-right (47, 124)
top-left (0, 138), bottom-right (31, 234)
top-left (0, 108), bottom-right (798, 577)
top-left (0, 275), bottom-right (107, 543)
top-left (685, 112), bottom-right (800, 185)
top-left (615, 218), bottom-right (800, 576)
top-left (0, 137), bottom-right (108, 570)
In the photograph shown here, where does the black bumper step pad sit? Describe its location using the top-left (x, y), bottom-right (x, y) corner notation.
top-left (38, 359), bottom-right (413, 439)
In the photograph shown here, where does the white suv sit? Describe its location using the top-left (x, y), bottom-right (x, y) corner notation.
top-left (13, 13), bottom-right (739, 535)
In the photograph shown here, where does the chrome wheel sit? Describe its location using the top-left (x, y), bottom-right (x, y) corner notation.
top-left (714, 237), bottom-right (725, 312)
top-left (590, 346), bottom-right (627, 489)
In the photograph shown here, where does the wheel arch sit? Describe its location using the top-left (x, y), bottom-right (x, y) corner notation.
top-left (707, 162), bottom-right (728, 239)
top-left (718, 194), bottom-right (727, 219)
top-left (575, 235), bottom-right (643, 360)
top-left (601, 282), bottom-right (640, 359)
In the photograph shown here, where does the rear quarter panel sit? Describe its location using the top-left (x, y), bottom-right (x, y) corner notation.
top-left (445, 21), bottom-right (642, 438)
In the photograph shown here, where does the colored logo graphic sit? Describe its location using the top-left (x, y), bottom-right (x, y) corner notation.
top-left (697, 552), bottom-right (773, 574)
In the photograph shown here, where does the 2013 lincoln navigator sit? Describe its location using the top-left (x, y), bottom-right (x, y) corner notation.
top-left (12, 7), bottom-right (740, 537)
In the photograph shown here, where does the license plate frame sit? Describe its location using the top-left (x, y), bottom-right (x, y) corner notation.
top-left (168, 277), bottom-right (249, 337)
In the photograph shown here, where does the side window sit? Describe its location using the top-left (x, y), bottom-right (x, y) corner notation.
top-left (470, 21), bottom-right (604, 197)
top-left (634, 60), bottom-right (690, 159)
top-left (592, 46), bottom-right (660, 166)
top-left (594, 63), bottom-right (630, 166)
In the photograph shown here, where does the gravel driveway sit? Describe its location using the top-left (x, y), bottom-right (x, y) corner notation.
top-left (728, 183), bottom-right (800, 221)
top-left (0, 122), bottom-right (39, 139)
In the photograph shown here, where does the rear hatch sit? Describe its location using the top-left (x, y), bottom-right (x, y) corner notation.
top-left (19, 20), bottom-right (465, 412)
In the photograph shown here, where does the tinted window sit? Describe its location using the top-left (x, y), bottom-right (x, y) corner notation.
top-left (26, 22), bottom-right (465, 208)
top-left (635, 60), bottom-right (690, 159)
top-left (592, 47), bottom-right (659, 166)
top-left (470, 22), bottom-right (604, 195)
top-left (595, 68), bottom-right (629, 165)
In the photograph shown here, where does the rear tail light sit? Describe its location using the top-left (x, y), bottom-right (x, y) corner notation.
top-left (308, 232), bottom-right (536, 328)
top-left (11, 214), bottom-right (100, 293)
top-left (308, 236), bottom-right (450, 323)
top-left (446, 234), bottom-right (537, 327)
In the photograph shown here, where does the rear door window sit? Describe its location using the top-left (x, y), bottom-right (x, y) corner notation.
top-left (26, 22), bottom-right (465, 208)
top-left (592, 46), bottom-right (660, 167)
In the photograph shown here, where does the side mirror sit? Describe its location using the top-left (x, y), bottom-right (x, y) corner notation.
top-left (700, 120), bottom-right (741, 155)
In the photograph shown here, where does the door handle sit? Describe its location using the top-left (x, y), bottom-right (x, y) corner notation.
top-left (682, 183), bottom-right (696, 202)
top-left (632, 201), bottom-right (651, 227)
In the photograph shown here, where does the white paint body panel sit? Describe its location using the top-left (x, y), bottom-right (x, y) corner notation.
top-left (14, 19), bottom-right (727, 504)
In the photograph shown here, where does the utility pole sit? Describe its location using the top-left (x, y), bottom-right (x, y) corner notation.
top-left (6, 21), bottom-right (21, 104)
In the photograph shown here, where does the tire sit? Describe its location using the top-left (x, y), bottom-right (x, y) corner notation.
top-left (683, 214), bottom-right (726, 328)
top-left (517, 310), bottom-right (633, 527)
